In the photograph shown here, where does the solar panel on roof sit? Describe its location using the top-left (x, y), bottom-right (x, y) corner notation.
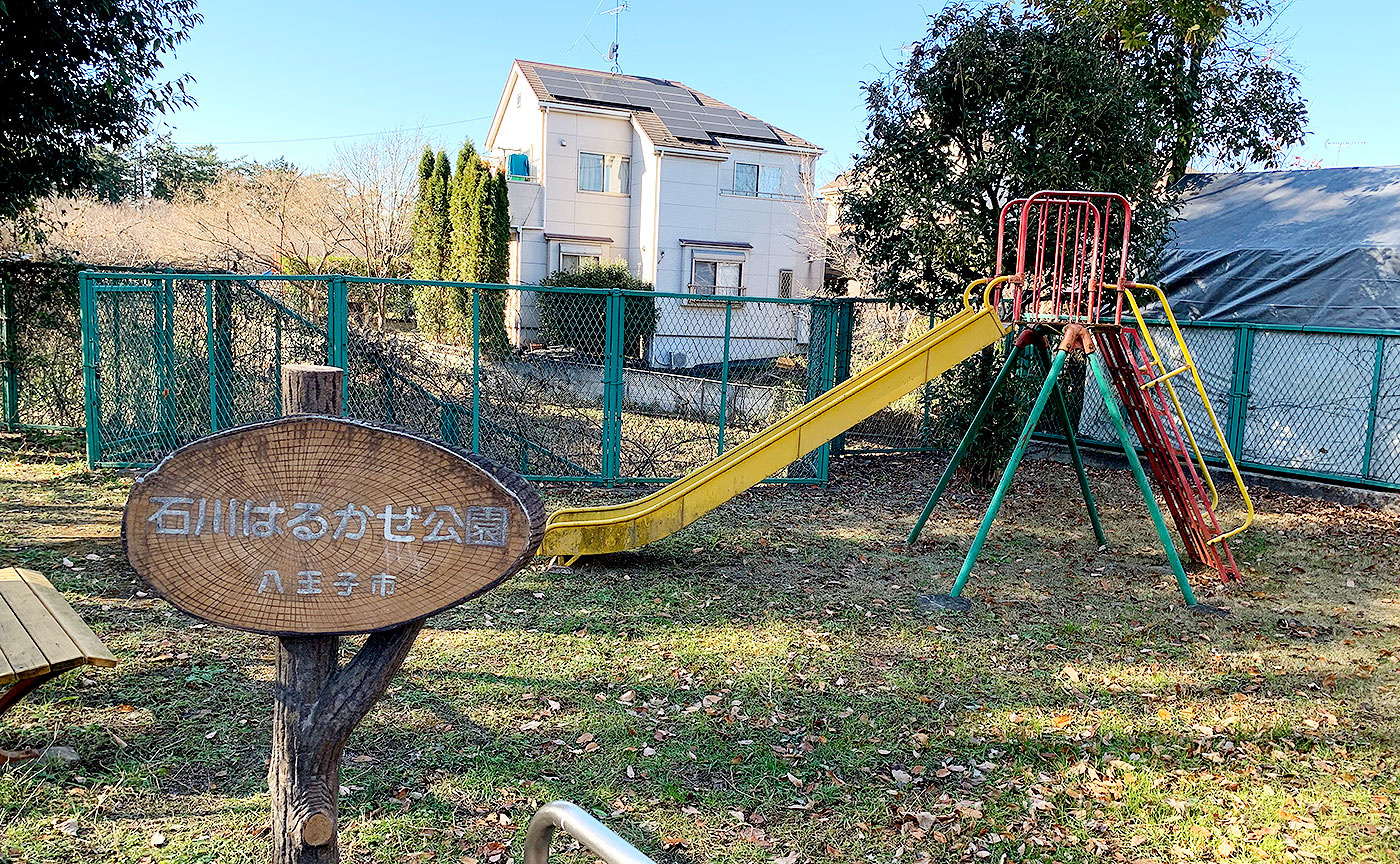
top-left (526, 64), bottom-right (787, 145)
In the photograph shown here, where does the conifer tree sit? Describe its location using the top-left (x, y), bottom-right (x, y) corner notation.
top-left (408, 146), bottom-right (436, 279)
top-left (429, 150), bottom-right (452, 278)
top-left (466, 168), bottom-right (493, 282)
top-left (474, 169), bottom-right (512, 356)
top-left (411, 149), bottom-right (464, 339)
top-left (488, 170), bottom-right (512, 284)
top-left (448, 142), bottom-right (481, 283)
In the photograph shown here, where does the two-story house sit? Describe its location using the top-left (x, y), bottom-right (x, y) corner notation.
top-left (485, 60), bottom-right (824, 368)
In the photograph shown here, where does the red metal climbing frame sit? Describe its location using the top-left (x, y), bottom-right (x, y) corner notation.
top-left (993, 191), bottom-right (1244, 583)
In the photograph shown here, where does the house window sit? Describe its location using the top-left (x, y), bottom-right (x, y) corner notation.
top-left (733, 163), bottom-right (782, 197)
top-left (560, 251), bottom-right (601, 272)
top-left (579, 152), bottom-right (629, 194)
top-left (778, 269), bottom-right (794, 299)
top-left (691, 259), bottom-right (743, 296)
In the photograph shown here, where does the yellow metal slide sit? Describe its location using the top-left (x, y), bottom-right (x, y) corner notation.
top-left (540, 304), bottom-right (1008, 561)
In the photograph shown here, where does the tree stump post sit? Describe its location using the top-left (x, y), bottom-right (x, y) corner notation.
top-left (124, 362), bottom-right (546, 864)
top-left (270, 364), bottom-right (425, 864)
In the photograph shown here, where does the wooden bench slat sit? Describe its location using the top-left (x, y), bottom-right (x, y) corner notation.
top-left (20, 570), bottom-right (117, 667)
top-left (0, 591), bottom-right (51, 686)
top-left (0, 569), bottom-right (84, 677)
top-left (0, 618), bottom-right (19, 686)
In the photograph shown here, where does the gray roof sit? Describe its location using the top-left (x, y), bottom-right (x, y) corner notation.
top-left (1158, 166), bottom-right (1400, 329)
top-left (515, 60), bottom-right (818, 155)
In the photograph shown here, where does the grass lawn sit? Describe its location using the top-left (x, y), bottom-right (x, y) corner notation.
top-left (1, 429), bottom-right (1397, 864)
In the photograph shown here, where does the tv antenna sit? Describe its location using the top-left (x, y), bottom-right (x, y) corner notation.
top-left (603, 1), bottom-right (628, 74)
top-left (1324, 139), bottom-right (1365, 167)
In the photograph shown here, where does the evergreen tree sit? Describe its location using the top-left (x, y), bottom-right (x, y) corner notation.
top-left (475, 170), bottom-right (513, 356)
top-left (410, 148), bottom-right (466, 340)
top-left (448, 142), bottom-right (482, 283)
top-left (488, 171), bottom-right (512, 284)
top-left (429, 150), bottom-right (453, 278)
top-left (409, 146), bottom-right (436, 280)
top-left (466, 169), bottom-right (494, 282)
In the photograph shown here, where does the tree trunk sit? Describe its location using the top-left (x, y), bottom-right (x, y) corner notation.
top-left (269, 365), bottom-right (427, 864)
top-left (270, 636), bottom-right (342, 864)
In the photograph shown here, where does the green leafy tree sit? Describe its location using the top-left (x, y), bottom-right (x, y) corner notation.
top-left (841, 4), bottom-right (1171, 484)
top-left (0, 0), bottom-right (202, 221)
top-left (488, 171), bottom-right (511, 284)
top-left (466, 168), bottom-right (493, 283)
top-left (1036, 0), bottom-right (1308, 183)
top-left (147, 138), bottom-right (223, 201)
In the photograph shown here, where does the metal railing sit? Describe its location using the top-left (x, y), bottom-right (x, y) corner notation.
top-left (523, 801), bottom-right (657, 864)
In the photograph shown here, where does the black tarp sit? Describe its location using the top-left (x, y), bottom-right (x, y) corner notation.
top-left (1155, 166), bottom-right (1400, 330)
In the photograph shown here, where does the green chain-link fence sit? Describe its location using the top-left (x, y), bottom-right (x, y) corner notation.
top-left (80, 272), bottom-right (841, 485)
top-left (75, 270), bottom-right (1400, 492)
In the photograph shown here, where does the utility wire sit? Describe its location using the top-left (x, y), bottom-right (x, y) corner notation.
top-left (175, 114), bottom-right (495, 147)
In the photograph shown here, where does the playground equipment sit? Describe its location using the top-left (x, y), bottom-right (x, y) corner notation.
top-left (540, 190), bottom-right (1252, 609)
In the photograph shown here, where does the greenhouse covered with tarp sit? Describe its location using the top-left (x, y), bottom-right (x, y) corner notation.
top-left (1079, 166), bottom-right (1400, 489)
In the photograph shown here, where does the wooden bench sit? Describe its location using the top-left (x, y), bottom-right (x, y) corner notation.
top-left (0, 566), bottom-right (117, 719)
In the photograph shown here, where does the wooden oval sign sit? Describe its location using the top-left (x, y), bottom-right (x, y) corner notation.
top-left (124, 417), bottom-right (546, 635)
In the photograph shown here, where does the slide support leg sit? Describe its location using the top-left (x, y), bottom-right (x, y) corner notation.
top-left (946, 347), bottom-right (1069, 599)
top-left (907, 334), bottom-right (1028, 546)
top-left (1031, 339), bottom-right (1107, 548)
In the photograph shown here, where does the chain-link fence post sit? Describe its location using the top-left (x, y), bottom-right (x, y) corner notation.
top-left (802, 300), bottom-right (839, 482)
top-left (155, 273), bottom-right (175, 450)
top-left (327, 275), bottom-right (348, 413)
top-left (717, 299), bottom-right (734, 455)
top-left (1226, 324), bottom-right (1254, 458)
top-left (829, 299), bottom-right (856, 456)
top-left (471, 288), bottom-right (483, 453)
top-left (1362, 335), bottom-right (1386, 478)
top-left (80, 271), bottom-right (101, 466)
top-left (1, 272), bottom-right (15, 431)
top-left (602, 286), bottom-right (625, 485)
top-left (206, 279), bottom-right (234, 432)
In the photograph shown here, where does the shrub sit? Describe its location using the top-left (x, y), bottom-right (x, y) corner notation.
top-left (536, 262), bottom-right (656, 359)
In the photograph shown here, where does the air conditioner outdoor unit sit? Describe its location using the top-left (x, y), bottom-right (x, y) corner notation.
top-left (669, 352), bottom-right (689, 369)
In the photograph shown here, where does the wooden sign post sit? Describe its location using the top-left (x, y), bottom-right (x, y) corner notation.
top-left (124, 365), bottom-right (545, 864)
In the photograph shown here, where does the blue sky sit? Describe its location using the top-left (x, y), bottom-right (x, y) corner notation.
top-left (163, 0), bottom-right (1400, 180)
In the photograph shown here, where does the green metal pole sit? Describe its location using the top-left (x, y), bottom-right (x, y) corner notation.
top-left (717, 299), bottom-right (733, 454)
top-left (470, 289), bottom-right (482, 453)
top-left (205, 279), bottom-right (218, 432)
top-left (1362, 335), bottom-right (1385, 478)
top-left (602, 288), bottom-right (624, 485)
top-left (1031, 340), bottom-right (1106, 548)
top-left (907, 338), bottom-right (1026, 546)
top-left (947, 348), bottom-right (1069, 599)
top-left (0, 273), bottom-right (16, 431)
top-left (81, 272), bottom-right (102, 467)
top-left (831, 299), bottom-right (855, 455)
top-left (1087, 351), bottom-right (1197, 606)
top-left (1226, 325), bottom-right (1253, 458)
top-left (152, 279), bottom-right (167, 447)
top-left (328, 276), bottom-right (348, 413)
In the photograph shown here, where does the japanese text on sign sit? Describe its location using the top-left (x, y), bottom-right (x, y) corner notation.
top-left (144, 497), bottom-right (510, 547)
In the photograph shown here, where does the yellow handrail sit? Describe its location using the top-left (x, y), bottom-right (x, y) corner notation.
top-left (1121, 290), bottom-right (1222, 510)
top-left (1122, 283), bottom-right (1254, 543)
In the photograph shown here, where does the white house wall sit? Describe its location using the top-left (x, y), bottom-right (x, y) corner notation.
top-left (486, 64), bottom-right (824, 367)
top-left (543, 110), bottom-right (636, 267)
top-left (649, 145), bottom-right (820, 366)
